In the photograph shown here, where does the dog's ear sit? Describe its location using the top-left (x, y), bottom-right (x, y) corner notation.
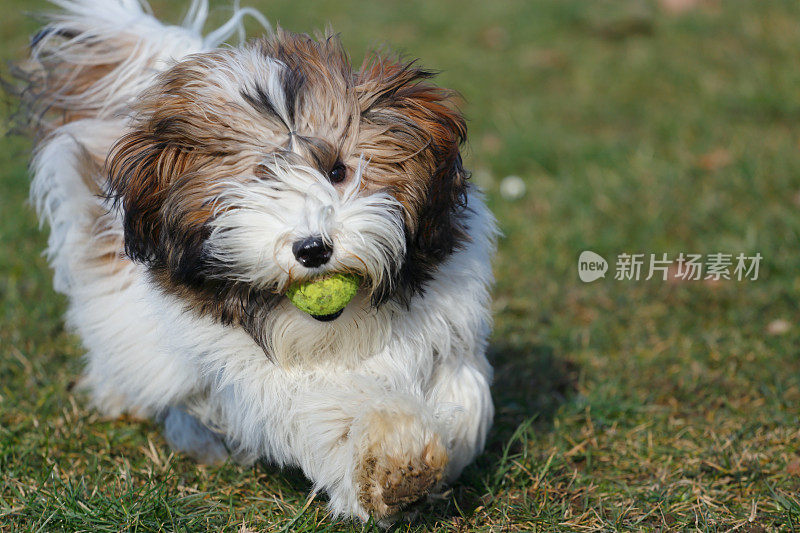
top-left (107, 131), bottom-right (194, 265)
top-left (356, 56), bottom-right (470, 298)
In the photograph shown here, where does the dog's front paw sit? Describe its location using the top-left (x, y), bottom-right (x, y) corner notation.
top-left (354, 409), bottom-right (448, 519)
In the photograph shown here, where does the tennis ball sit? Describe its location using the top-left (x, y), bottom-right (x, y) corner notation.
top-left (286, 273), bottom-right (360, 317)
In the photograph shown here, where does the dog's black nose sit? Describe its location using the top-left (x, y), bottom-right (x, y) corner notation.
top-left (292, 236), bottom-right (333, 268)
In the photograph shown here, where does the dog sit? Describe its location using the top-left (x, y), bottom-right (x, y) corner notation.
top-left (15, 0), bottom-right (496, 522)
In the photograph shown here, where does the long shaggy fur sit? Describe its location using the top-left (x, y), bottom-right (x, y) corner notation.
top-left (16, 0), bottom-right (497, 522)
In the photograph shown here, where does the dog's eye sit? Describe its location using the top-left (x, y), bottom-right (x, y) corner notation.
top-left (328, 162), bottom-right (347, 184)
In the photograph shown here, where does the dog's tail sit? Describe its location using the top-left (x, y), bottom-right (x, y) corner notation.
top-left (20, 0), bottom-right (268, 131)
top-left (18, 0), bottom-right (268, 294)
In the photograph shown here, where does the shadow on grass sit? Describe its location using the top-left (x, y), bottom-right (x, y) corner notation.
top-left (410, 341), bottom-right (580, 529)
top-left (487, 341), bottom-right (578, 444)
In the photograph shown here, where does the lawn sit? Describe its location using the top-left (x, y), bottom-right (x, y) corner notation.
top-left (2, 0), bottom-right (800, 531)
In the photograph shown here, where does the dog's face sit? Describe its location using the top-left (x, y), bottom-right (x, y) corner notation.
top-left (107, 31), bottom-right (470, 357)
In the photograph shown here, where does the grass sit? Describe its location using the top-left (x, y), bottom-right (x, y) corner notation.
top-left (2, 0), bottom-right (800, 530)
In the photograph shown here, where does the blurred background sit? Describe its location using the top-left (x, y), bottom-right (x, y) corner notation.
top-left (1, 0), bottom-right (799, 530)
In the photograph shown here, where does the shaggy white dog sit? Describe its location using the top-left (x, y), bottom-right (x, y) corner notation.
top-left (18, 0), bottom-right (496, 522)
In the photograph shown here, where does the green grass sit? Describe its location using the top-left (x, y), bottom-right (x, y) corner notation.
top-left (2, 0), bottom-right (800, 530)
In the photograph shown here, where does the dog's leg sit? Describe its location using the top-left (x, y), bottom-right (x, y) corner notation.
top-left (348, 398), bottom-right (449, 520)
top-left (163, 406), bottom-right (229, 466)
top-left (297, 388), bottom-right (449, 521)
top-left (426, 357), bottom-right (494, 482)
top-left (319, 365), bottom-right (491, 521)
top-left (212, 378), bottom-right (448, 521)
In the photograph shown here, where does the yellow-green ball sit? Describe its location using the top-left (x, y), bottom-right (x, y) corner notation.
top-left (286, 273), bottom-right (360, 316)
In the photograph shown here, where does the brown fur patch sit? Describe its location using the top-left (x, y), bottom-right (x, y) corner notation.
top-left (105, 53), bottom-right (284, 345)
top-left (70, 144), bottom-right (130, 284)
top-left (15, 31), bottom-right (141, 133)
top-left (355, 55), bottom-right (470, 302)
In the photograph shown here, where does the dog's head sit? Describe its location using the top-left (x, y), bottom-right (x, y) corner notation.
top-left (107, 31), bottom-right (470, 359)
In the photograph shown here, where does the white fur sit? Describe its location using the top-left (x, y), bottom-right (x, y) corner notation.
top-left (27, 0), bottom-right (497, 522)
